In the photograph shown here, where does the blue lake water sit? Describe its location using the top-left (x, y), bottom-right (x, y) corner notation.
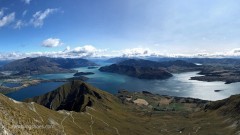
top-left (6, 82), bottom-right (65, 101)
top-left (2, 83), bottom-right (22, 88)
top-left (30, 66), bottom-right (240, 101)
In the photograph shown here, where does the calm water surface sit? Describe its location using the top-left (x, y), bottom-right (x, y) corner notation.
top-left (6, 82), bottom-right (65, 101)
top-left (2, 83), bottom-right (22, 88)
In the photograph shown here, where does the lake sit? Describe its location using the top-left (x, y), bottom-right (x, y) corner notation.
top-left (2, 83), bottom-right (22, 88)
top-left (6, 82), bottom-right (65, 101)
top-left (31, 66), bottom-right (240, 101)
top-left (5, 64), bottom-right (240, 101)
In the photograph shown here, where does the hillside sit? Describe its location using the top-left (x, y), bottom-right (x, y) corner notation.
top-left (117, 59), bottom-right (200, 72)
top-left (205, 94), bottom-right (240, 118)
top-left (99, 64), bottom-right (173, 79)
top-left (1, 57), bottom-right (97, 75)
top-left (0, 80), bottom-right (239, 134)
top-left (99, 59), bottom-right (200, 79)
top-left (0, 60), bottom-right (11, 67)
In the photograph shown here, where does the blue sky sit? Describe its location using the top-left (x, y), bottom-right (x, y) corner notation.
top-left (0, 0), bottom-right (240, 59)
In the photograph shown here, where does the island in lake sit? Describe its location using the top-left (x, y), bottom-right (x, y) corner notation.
top-left (99, 59), bottom-right (200, 80)
top-left (188, 58), bottom-right (240, 84)
top-left (73, 72), bottom-right (95, 76)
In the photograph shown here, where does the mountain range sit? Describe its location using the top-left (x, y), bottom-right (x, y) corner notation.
top-left (99, 59), bottom-right (201, 79)
top-left (0, 57), bottom-right (97, 75)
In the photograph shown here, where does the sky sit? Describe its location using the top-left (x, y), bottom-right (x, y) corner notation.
top-left (0, 0), bottom-right (240, 60)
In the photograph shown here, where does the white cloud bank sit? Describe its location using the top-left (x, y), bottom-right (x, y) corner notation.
top-left (1, 46), bottom-right (240, 60)
top-left (0, 45), bottom-right (107, 60)
top-left (42, 38), bottom-right (63, 48)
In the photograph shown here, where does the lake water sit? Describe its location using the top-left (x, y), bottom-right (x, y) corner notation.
top-left (30, 66), bottom-right (240, 101)
top-left (6, 82), bottom-right (65, 101)
top-left (2, 83), bottom-right (22, 88)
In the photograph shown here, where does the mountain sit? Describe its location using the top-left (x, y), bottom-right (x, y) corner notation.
top-left (186, 58), bottom-right (240, 66)
top-left (205, 94), bottom-right (240, 118)
top-left (117, 59), bottom-right (162, 67)
top-left (117, 59), bottom-right (199, 69)
top-left (25, 80), bottom-right (112, 112)
top-left (1, 57), bottom-right (97, 75)
top-left (0, 60), bottom-right (11, 67)
top-left (99, 59), bottom-right (200, 79)
top-left (99, 64), bottom-right (173, 79)
top-left (0, 80), bottom-right (239, 134)
top-left (105, 57), bottom-right (130, 63)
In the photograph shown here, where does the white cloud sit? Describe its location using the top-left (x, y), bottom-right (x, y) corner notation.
top-left (119, 47), bottom-right (240, 58)
top-left (0, 12), bottom-right (15, 27)
top-left (72, 45), bottom-right (97, 53)
top-left (42, 38), bottom-right (63, 48)
top-left (1, 46), bottom-right (240, 60)
top-left (22, 0), bottom-right (31, 4)
top-left (30, 8), bottom-right (58, 27)
top-left (14, 20), bottom-right (25, 29)
top-left (0, 45), bottom-right (108, 60)
top-left (68, 45), bottom-right (107, 57)
top-left (232, 48), bottom-right (240, 54)
top-left (122, 48), bottom-right (151, 57)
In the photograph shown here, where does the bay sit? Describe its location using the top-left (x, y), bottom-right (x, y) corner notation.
top-left (6, 82), bottom-right (65, 101)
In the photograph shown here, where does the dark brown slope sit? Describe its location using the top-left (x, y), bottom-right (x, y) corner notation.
top-left (205, 94), bottom-right (240, 118)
